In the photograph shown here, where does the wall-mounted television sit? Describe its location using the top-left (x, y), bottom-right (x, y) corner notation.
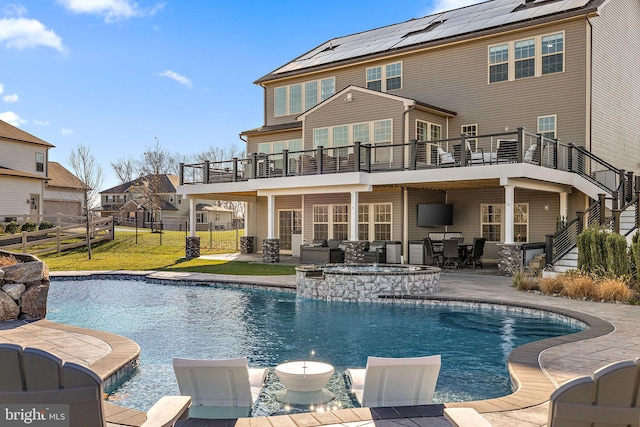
top-left (417, 203), bottom-right (454, 227)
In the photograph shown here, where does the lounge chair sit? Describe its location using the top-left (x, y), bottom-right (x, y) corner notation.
top-left (172, 357), bottom-right (267, 419)
top-left (0, 344), bottom-right (191, 427)
top-left (345, 355), bottom-right (441, 407)
top-left (548, 357), bottom-right (640, 427)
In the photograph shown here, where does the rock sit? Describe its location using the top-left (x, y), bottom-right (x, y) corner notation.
top-left (2, 283), bottom-right (26, 300)
top-left (0, 291), bottom-right (20, 321)
top-left (1, 261), bottom-right (48, 284)
top-left (20, 283), bottom-right (49, 319)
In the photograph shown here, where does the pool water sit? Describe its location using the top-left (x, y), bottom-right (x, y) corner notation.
top-left (46, 279), bottom-right (583, 415)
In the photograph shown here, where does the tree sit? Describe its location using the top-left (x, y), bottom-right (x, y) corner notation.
top-left (137, 138), bottom-right (173, 231)
top-left (68, 144), bottom-right (104, 260)
top-left (111, 156), bottom-right (137, 184)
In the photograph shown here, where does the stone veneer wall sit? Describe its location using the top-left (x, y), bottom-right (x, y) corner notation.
top-left (263, 238), bottom-right (280, 263)
top-left (498, 244), bottom-right (521, 276)
top-left (240, 236), bottom-right (254, 254)
top-left (343, 240), bottom-right (368, 263)
top-left (0, 250), bottom-right (50, 321)
top-left (185, 236), bottom-right (201, 258)
top-left (296, 265), bottom-right (440, 302)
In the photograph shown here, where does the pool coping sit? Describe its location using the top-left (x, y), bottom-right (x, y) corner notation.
top-left (45, 270), bottom-right (618, 425)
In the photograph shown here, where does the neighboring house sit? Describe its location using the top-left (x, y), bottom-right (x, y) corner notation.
top-left (98, 174), bottom-right (233, 230)
top-left (0, 119), bottom-right (53, 224)
top-left (177, 0), bottom-right (640, 265)
top-left (43, 161), bottom-right (86, 219)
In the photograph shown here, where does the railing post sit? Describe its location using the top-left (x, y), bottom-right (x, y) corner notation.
top-left (577, 210), bottom-right (585, 234)
top-left (410, 139), bottom-right (417, 170)
top-left (56, 226), bottom-right (61, 253)
top-left (282, 149), bottom-right (289, 177)
top-left (179, 163), bottom-right (184, 185)
top-left (545, 234), bottom-right (554, 267)
top-left (617, 168), bottom-right (626, 202)
top-left (316, 146), bottom-right (324, 174)
top-left (567, 143), bottom-right (574, 173)
top-left (627, 171), bottom-right (634, 202)
top-left (613, 209), bottom-right (621, 234)
top-left (553, 138), bottom-right (559, 169)
top-left (251, 153), bottom-right (258, 178)
top-left (354, 141), bottom-right (361, 172)
top-left (599, 193), bottom-right (607, 224)
top-left (204, 160), bottom-right (210, 184)
top-left (22, 231), bottom-right (27, 253)
top-left (636, 188), bottom-right (640, 231)
top-left (460, 134), bottom-right (469, 167)
top-left (365, 144), bottom-right (372, 172)
top-left (517, 127), bottom-right (526, 163)
top-left (232, 157), bottom-right (238, 182)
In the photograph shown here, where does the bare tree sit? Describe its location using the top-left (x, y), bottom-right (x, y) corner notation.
top-left (136, 138), bottom-right (173, 231)
top-left (111, 156), bottom-right (138, 184)
top-left (68, 144), bottom-right (104, 260)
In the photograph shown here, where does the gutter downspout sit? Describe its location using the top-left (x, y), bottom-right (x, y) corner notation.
top-left (585, 15), bottom-right (593, 153)
top-left (403, 105), bottom-right (417, 169)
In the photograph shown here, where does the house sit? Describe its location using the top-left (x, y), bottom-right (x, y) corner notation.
top-left (0, 119), bottom-right (53, 225)
top-left (43, 161), bottom-right (86, 219)
top-left (177, 0), bottom-right (640, 267)
top-left (98, 174), bottom-right (234, 230)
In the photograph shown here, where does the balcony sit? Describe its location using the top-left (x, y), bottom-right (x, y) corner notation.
top-left (179, 127), bottom-right (626, 197)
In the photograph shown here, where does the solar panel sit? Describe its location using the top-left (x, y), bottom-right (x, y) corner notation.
top-left (270, 0), bottom-right (596, 76)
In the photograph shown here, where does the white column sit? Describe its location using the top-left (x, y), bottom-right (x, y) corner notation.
top-left (403, 187), bottom-right (409, 263)
top-left (189, 198), bottom-right (196, 237)
top-left (245, 201), bottom-right (256, 236)
top-left (559, 192), bottom-right (568, 222)
top-left (504, 185), bottom-right (515, 244)
top-left (267, 194), bottom-right (276, 239)
top-left (350, 191), bottom-right (359, 241)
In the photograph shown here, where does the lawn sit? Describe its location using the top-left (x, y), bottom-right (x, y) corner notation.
top-left (40, 233), bottom-right (297, 276)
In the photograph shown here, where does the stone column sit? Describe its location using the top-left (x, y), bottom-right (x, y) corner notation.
top-left (263, 238), bottom-right (280, 263)
top-left (497, 243), bottom-right (521, 276)
top-left (343, 240), bottom-right (368, 264)
top-left (240, 236), bottom-right (254, 254)
top-left (185, 236), bottom-right (201, 258)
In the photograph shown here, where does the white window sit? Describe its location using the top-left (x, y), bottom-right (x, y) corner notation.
top-left (373, 119), bottom-right (392, 163)
top-left (462, 124), bottom-right (478, 149)
top-left (366, 62), bottom-right (402, 92)
top-left (274, 77), bottom-right (335, 117)
top-left (488, 31), bottom-right (564, 83)
top-left (196, 213), bottom-right (205, 223)
top-left (313, 128), bottom-right (329, 148)
top-left (35, 152), bottom-right (44, 172)
top-left (538, 115), bottom-right (556, 139)
top-left (481, 203), bottom-right (528, 242)
top-left (358, 203), bottom-right (392, 241)
top-left (417, 120), bottom-right (442, 142)
top-left (313, 204), bottom-right (348, 240)
top-left (333, 205), bottom-right (349, 240)
top-left (332, 125), bottom-right (349, 157)
top-left (312, 119), bottom-right (393, 162)
top-left (313, 205), bottom-right (329, 239)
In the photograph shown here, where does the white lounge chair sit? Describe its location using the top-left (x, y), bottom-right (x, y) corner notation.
top-left (345, 355), bottom-right (441, 407)
top-left (172, 357), bottom-right (267, 419)
top-left (548, 357), bottom-right (640, 427)
top-left (0, 344), bottom-right (191, 427)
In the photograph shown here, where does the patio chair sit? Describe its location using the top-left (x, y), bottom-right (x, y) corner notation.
top-left (424, 237), bottom-right (443, 267)
top-left (465, 237), bottom-right (486, 269)
top-left (0, 344), bottom-right (191, 427)
top-left (496, 139), bottom-right (518, 163)
top-left (548, 357), bottom-right (640, 427)
top-left (172, 357), bottom-right (267, 419)
top-left (436, 146), bottom-right (457, 166)
top-left (443, 238), bottom-right (464, 269)
top-left (345, 355), bottom-right (441, 407)
top-left (363, 240), bottom-right (387, 263)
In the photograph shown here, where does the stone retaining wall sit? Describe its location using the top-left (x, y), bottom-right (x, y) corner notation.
top-left (0, 250), bottom-right (49, 321)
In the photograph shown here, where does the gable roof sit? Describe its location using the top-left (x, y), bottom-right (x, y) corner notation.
top-left (46, 162), bottom-right (85, 190)
top-left (100, 174), bottom-right (179, 194)
top-left (0, 119), bottom-right (54, 147)
top-left (0, 166), bottom-right (46, 180)
top-left (256, 0), bottom-right (604, 83)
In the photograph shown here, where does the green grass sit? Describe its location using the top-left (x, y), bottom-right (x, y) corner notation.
top-left (40, 233), bottom-right (296, 276)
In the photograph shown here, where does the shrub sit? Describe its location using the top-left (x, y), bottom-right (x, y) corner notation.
top-left (0, 254), bottom-right (20, 267)
top-left (21, 222), bottom-right (37, 232)
top-left (562, 271), bottom-right (597, 300)
top-left (4, 221), bottom-right (20, 234)
top-left (512, 269), bottom-right (539, 291)
top-left (605, 232), bottom-right (629, 277)
top-left (539, 276), bottom-right (565, 295)
top-left (39, 221), bottom-right (54, 230)
top-left (596, 277), bottom-right (633, 302)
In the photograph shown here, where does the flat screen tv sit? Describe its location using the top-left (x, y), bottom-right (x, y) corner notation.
top-left (417, 203), bottom-right (454, 227)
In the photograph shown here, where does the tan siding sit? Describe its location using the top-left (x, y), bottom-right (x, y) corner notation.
top-left (591, 0), bottom-right (640, 174)
top-left (0, 139), bottom-right (48, 178)
top-left (360, 189), bottom-right (402, 241)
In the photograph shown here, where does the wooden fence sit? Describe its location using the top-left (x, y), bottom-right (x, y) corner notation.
top-left (0, 217), bottom-right (114, 256)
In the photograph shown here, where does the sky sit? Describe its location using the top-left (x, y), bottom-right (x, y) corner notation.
top-left (1, 0), bottom-right (482, 190)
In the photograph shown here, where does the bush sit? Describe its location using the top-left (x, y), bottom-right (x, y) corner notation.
top-left (562, 271), bottom-right (597, 300)
top-left (539, 276), bottom-right (565, 295)
top-left (605, 232), bottom-right (629, 277)
top-left (39, 221), bottom-right (54, 230)
top-left (512, 269), bottom-right (539, 291)
top-left (596, 277), bottom-right (633, 302)
top-left (21, 222), bottom-right (37, 232)
top-left (4, 221), bottom-right (20, 234)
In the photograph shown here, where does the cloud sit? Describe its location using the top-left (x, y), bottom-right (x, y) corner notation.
top-left (0, 17), bottom-right (66, 52)
top-left (57, 0), bottom-right (165, 23)
top-left (0, 83), bottom-right (3, 94)
top-left (158, 70), bottom-right (193, 88)
top-left (0, 111), bottom-right (26, 127)
top-left (33, 119), bottom-right (50, 126)
top-left (3, 93), bottom-right (18, 102)
top-left (427, 0), bottom-right (483, 14)
top-left (2, 3), bottom-right (28, 18)
top-left (61, 128), bottom-right (74, 135)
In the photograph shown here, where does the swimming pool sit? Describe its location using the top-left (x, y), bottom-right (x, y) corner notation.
top-left (46, 279), bottom-right (583, 416)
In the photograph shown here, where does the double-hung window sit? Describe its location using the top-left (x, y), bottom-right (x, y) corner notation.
top-left (313, 204), bottom-right (348, 240)
top-left (481, 203), bottom-right (529, 242)
top-left (35, 152), bottom-right (44, 172)
top-left (366, 62), bottom-right (402, 92)
top-left (274, 77), bottom-right (335, 117)
top-left (538, 115), bottom-right (556, 139)
top-left (312, 119), bottom-right (393, 162)
top-left (373, 119), bottom-right (392, 163)
top-left (358, 203), bottom-right (393, 241)
top-left (488, 32), bottom-right (564, 83)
